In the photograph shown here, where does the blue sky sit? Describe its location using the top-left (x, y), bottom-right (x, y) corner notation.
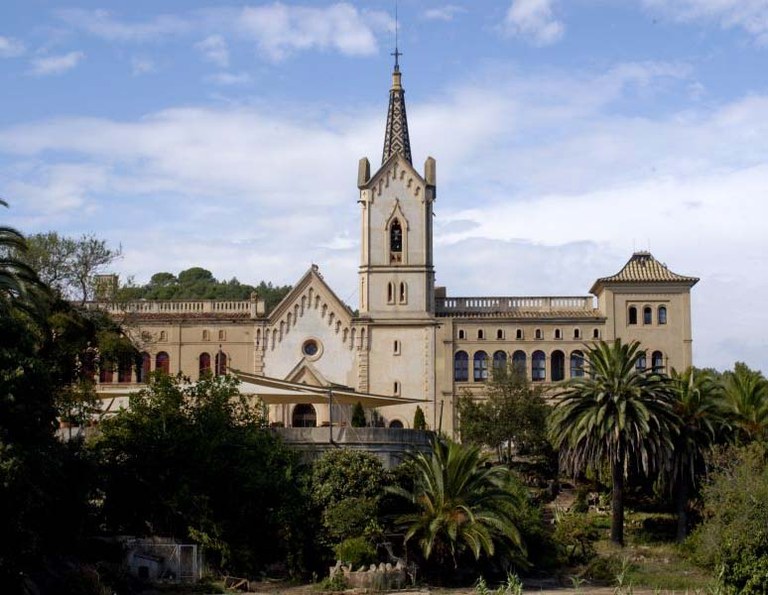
top-left (1, 0), bottom-right (767, 370)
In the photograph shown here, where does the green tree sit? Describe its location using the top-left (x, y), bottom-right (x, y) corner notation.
top-left (351, 401), bottom-right (366, 427)
top-left (94, 373), bottom-right (305, 573)
top-left (389, 437), bottom-right (526, 572)
top-left (549, 339), bottom-right (678, 546)
top-left (689, 443), bottom-right (768, 594)
top-left (458, 365), bottom-right (550, 462)
top-left (666, 368), bottom-right (725, 542)
top-left (722, 362), bottom-right (768, 442)
top-left (311, 449), bottom-right (387, 559)
top-left (22, 231), bottom-right (121, 303)
top-left (413, 405), bottom-right (427, 430)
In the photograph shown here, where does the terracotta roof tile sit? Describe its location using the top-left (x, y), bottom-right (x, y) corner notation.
top-left (595, 252), bottom-right (698, 285)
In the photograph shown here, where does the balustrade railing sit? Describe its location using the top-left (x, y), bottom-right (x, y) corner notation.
top-left (436, 295), bottom-right (596, 314)
top-left (85, 299), bottom-right (259, 317)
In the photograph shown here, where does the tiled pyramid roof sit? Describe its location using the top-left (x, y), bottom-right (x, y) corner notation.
top-left (382, 61), bottom-right (412, 165)
top-left (593, 252), bottom-right (698, 290)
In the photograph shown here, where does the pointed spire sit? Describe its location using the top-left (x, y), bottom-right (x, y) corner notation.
top-left (381, 44), bottom-right (412, 164)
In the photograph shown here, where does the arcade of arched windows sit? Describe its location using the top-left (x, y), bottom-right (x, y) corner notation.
top-left (451, 347), bottom-right (666, 383)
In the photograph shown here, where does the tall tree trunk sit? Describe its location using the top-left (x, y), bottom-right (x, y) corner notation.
top-left (611, 448), bottom-right (625, 546)
top-left (675, 476), bottom-right (690, 543)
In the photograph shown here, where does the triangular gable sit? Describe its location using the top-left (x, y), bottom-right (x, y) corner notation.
top-left (268, 264), bottom-right (353, 326)
top-left (285, 359), bottom-right (329, 387)
top-left (362, 153), bottom-right (428, 202)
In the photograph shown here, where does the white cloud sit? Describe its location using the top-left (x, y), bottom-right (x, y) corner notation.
top-left (504, 0), bottom-right (565, 46)
top-left (196, 35), bottom-right (229, 67)
top-left (237, 3), bottom-right (391, 60)
top-left (29, 51), bottom-right (85, 76)
top-left (0, 35), bottom-right (25, 58)
top-left (205, 71), bottom-right (252, 85)
top-left (131, 56), bottom-right (157, 75)
top-left (642, 0), bottom-right (768, 44)
top-left (57, 9), bottom-right (191, 42)
top-left (56, 5), bottom-right (392, 61)
top-left (423, 6), bottom-right (466, 22)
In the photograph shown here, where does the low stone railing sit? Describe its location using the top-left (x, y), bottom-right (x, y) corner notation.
top-left (85, 298), bottom-right (263, 318)
top-left (436, 295), bottom-right (595, 314)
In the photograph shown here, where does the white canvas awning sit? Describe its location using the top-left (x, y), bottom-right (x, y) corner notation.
top-left (235, 371), bottom-right (427, 408)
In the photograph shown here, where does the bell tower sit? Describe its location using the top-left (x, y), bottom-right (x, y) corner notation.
top-left (357, 56), bottom-right (436, 321)
top-left (354, 50), bottom-right (438, 423)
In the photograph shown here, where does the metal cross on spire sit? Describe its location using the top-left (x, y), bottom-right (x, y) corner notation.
top-left (381, 0), bottom-right (411, 164)
top-left (391, 0), bottom-right (401, 72)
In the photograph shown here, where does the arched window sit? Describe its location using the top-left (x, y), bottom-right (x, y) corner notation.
top-left (399, 282), bottom-right (407, 303)
top-left (635, 350), bottom-right (647, 373)
top-left (390, 219), bottom-right (403, 263)
top-left (453, 351), bottom-right (469, 382)
top-left (477, 329), bottom-right (485, 340)
top-left (551, 350), bottom-right (565, 381)
top-left (652, 351), bottom-right (665, 373)
top-left (199, 353), bottom-right (211, 378)
top-left (532, 350), bottom-right (546, 382)
top-left (593, 328), bottom-right (600, 339)
top-left (496, 329), bottom-right (504, 340)
top-left (658, 306), bottom-right (667, 325)
top-left (292, 404), bottom-right (317, 428)
top-left (390, 219), bottom-right (403, 252)
top-left (118, 358), bottom-right (132, 383)
top-left (215, 351), bottom-right (227, 376)
top-left (218, 329), bottom-right (226, 341)
top-left (534, 328), bottom-right (542, 340)
top-left (570, 350), bottom-right (585, 378)
top-left (393, 381), bottom-right (400, 395)
top-left (493, 350), bottom-right (507, 370)
top-left (137, 352), bottom-right (150, 383)
top-left (389, 419), bottom-right (404, 429)
top-left (202, 329), bottom-right (210, 341)
top-left (628, 306), bottom-right (638, 325)
top-left (393, 340), bottom-right (401, 355)
top-left (387, 282), bottom-right (395, 304)
top-left (99, 362), bottom-right (114, 384)
top-left (458, 329), bottom-right (465, 340)
top-left (554, 329), bottom-right (562, 340)
top-left (156, 352), bottom-right (170, 375)
top-left (159, 330), bottom-right (167, 341)
top-left (512, 350), bottom-right (527, 375)
top-left (516, 329), bottom-right (523, 340)
top-left (643, 306), bottom-right (652, 325)
top-left (574, 328), bottom-right (581, 339)
top-left (473, 351), bottom-right (488, 382)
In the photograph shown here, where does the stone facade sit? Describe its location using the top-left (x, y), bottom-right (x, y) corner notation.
top-left (92, 63), bottom-right (698, 440)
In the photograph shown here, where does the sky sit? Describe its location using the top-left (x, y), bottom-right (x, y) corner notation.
top-left (1, 0), bottom-right (767, 371)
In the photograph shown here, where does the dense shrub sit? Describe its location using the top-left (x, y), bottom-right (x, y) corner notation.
top-left (335, 536), bottom-right (377, 568)
top-left (552, 512), bottom-right (599, 565)
top-left (688, 443), bottom-right (768, 594)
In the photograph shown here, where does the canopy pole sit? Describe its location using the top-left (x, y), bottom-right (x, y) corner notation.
top-left (328, 388), bottom-right (334, 444)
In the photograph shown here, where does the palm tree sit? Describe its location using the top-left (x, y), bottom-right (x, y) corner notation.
top-left (549, 339), bottom-right (678, 546)
top-left (667, 368), bottom-right (725, 542)
top-left (0, 199), bottom-right (40, 310)
top-left (722, 362), bottom-right (768, 442)
top-left (389, 437), bottom-right (525, 570)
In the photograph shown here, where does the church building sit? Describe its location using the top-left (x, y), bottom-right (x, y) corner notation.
top-left (93, 59), bottom-right (699, 438)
